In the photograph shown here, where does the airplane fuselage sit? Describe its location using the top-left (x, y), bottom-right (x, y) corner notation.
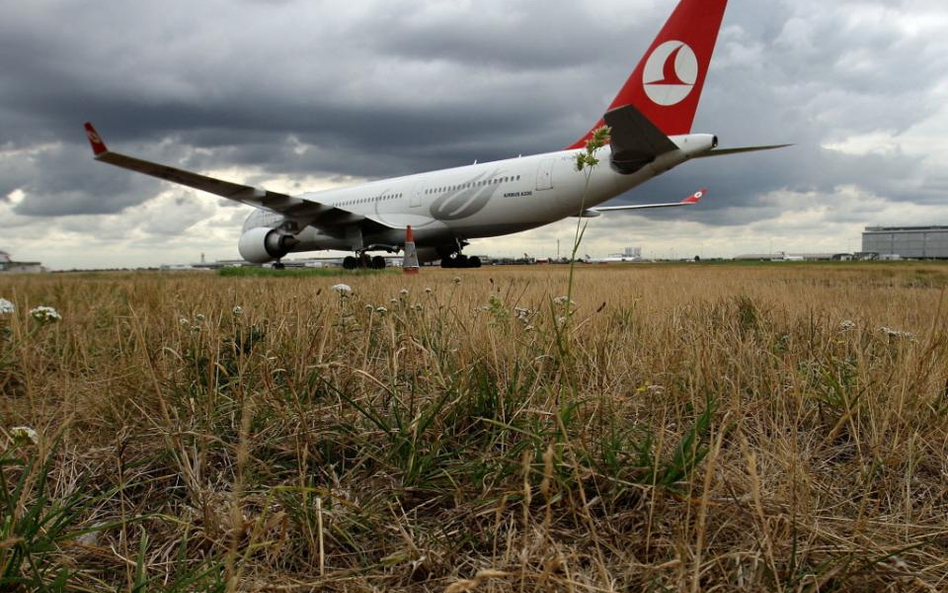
top-left (243, 134), bottom-right (715, 258)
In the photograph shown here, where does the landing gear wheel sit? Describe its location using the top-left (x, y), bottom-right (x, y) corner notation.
top-left (371, 255), bottom-right (386, 270)
top-left (343, 256), bottom-right (358, 270)
top-left (273, 261), bottom-right (286, 270)
top-left (440, 258), bottom-right (454, 269)
top-left (468, 256), bottom-right (482, 268)
top-left (455, 254), bottom-right (469, 268)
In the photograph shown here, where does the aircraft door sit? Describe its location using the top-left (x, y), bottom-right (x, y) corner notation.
top-left (410, 182), bottom-right (425, 208)
top-left (536, 159), bottom-right (555, 191)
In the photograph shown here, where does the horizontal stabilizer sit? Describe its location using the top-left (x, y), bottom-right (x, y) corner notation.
top-left (603, 104), bottom-right (678, 174)
top-left (694, 144), bottom-right (792, 158)
top-left (591, 188), bottom-right (706, 212)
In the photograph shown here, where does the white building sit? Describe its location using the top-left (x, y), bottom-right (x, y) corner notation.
top-left (0, 250), bottom-right (45, 273)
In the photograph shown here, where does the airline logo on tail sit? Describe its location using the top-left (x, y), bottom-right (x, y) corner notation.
top-left (643, 40), bottom-right (698, 106)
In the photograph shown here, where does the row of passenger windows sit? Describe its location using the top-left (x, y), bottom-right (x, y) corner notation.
top-left (425, 175), bottom-right (521, 195)
top-left (336, 193), bottom-right (403, 207)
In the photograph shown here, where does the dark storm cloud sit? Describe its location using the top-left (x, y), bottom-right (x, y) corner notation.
top-left (0, 0), bottom-right (945, 235)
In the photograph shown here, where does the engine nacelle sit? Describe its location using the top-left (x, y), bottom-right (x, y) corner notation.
top-left (238, 227), bottom-right (299, 263)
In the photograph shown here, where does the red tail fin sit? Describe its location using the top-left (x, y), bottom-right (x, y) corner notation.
top-left (568, 0), bottom-right (729, 148)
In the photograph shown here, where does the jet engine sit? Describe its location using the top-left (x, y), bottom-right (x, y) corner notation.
top-left (238, 227), bottom-right (299, 263)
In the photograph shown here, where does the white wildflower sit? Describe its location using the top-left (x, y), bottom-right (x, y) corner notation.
top-left (424, 287), bottom-right (433, 294)
top-left (0, 298), bottom-right (14, 315)
top-left (376, 306), bottom-right (388, 314)
top-left (179, 317), bottom-right (190, 326)
top-left (399, 288), bottom-right (409, 296)
top-left (29, 306), bottom-right (61, 324)
top-left (881, 326), bottom-right (915, 340)
top-left (524, 325), bottom-right (535, 332)
top-left (553, 296), bottom-right (575, 306)
top-left (839, 320), bottom-right (856, 332)
top-left (232, 306), bottom-right (243, 316)
top-left (194, 313), bottom-right (205, 321)
top-left (10, 426), bottom-right (38, 444)
top-left (331, 283), bottom-right (352, 295)
top-left (453, 276), bottom-right (461, 284)
top-left (390, 298), bottom-right (398, 304)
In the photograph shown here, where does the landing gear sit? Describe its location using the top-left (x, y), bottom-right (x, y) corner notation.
top-left (342, 254), bottom-right (387, 270)
top-left (440, 253), bottom-right (481, 268)
top-left (273, 260), bottom-right (286, 270)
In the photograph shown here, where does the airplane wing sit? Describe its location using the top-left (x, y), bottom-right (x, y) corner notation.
top-left (590, 188), bottom-right (706, 212)
top-left (83, 123), bottom-right (345, 221)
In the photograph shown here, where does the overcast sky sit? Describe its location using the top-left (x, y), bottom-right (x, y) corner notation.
top-left (2, 0), bottom-right (947, 268)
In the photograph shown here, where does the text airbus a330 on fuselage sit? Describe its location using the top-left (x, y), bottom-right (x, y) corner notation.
top-left (84, 0), bottom-right (786, 269)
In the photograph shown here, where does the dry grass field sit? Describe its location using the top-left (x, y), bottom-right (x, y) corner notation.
top-left (1, 262), bottom-right (947, 592)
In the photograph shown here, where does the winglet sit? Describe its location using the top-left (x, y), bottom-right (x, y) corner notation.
top-left (83, 122), bottom-right (108, 156)
top-left (682, 188), bottom-right (706, 204)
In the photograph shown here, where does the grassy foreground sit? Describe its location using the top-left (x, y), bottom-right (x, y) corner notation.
top-left (1, 262), bottom-right (947, 592)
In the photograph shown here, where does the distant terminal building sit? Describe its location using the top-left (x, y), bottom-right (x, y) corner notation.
top-left (0, 250), bottom-right (45, 274)
top-left (862, 226), bottom-right (948, 259)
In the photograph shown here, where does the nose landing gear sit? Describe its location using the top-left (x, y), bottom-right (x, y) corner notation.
top-left (437, 240), bottom-right (481, 268)
top-left (440, 253), bottom-right (482, 269)
top-left (342, 253), bottom-right (387, 270)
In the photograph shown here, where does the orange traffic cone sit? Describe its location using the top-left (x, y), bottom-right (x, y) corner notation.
top-left (403, 225), bottom-right (420, 274)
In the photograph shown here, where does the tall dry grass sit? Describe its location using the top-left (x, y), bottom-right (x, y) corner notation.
top-left (1, 262), bottom-right (947, 592)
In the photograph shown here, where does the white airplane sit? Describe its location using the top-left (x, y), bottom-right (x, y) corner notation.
top-left (585, 254), bottom-right (644, 264)
top-left (84, 0), bottom-right (785, 269)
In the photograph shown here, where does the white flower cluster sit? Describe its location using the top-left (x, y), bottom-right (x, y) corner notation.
top-left (30, 306), bottom-right (62, 323)
top-left (0, 298), bottom-right (14, 315)
top-left (514, 307), bottom-right (537, 331)
top-left (331, 283), bottom-right (352, 295)
top-left (399, 288), bottom-right (410, 296)
top-left (881, 326), bottom-right (915, 340)
top-left (553, 296), bottom-right (576, 306)
top-left (839, 320), bottom-right (857, 332)
top-left (232, 306), bottom-right (243, 316)
top-left (514, 307), bottom-right (535, 324)
top-left (10, 426), bottom-right (39, 444)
